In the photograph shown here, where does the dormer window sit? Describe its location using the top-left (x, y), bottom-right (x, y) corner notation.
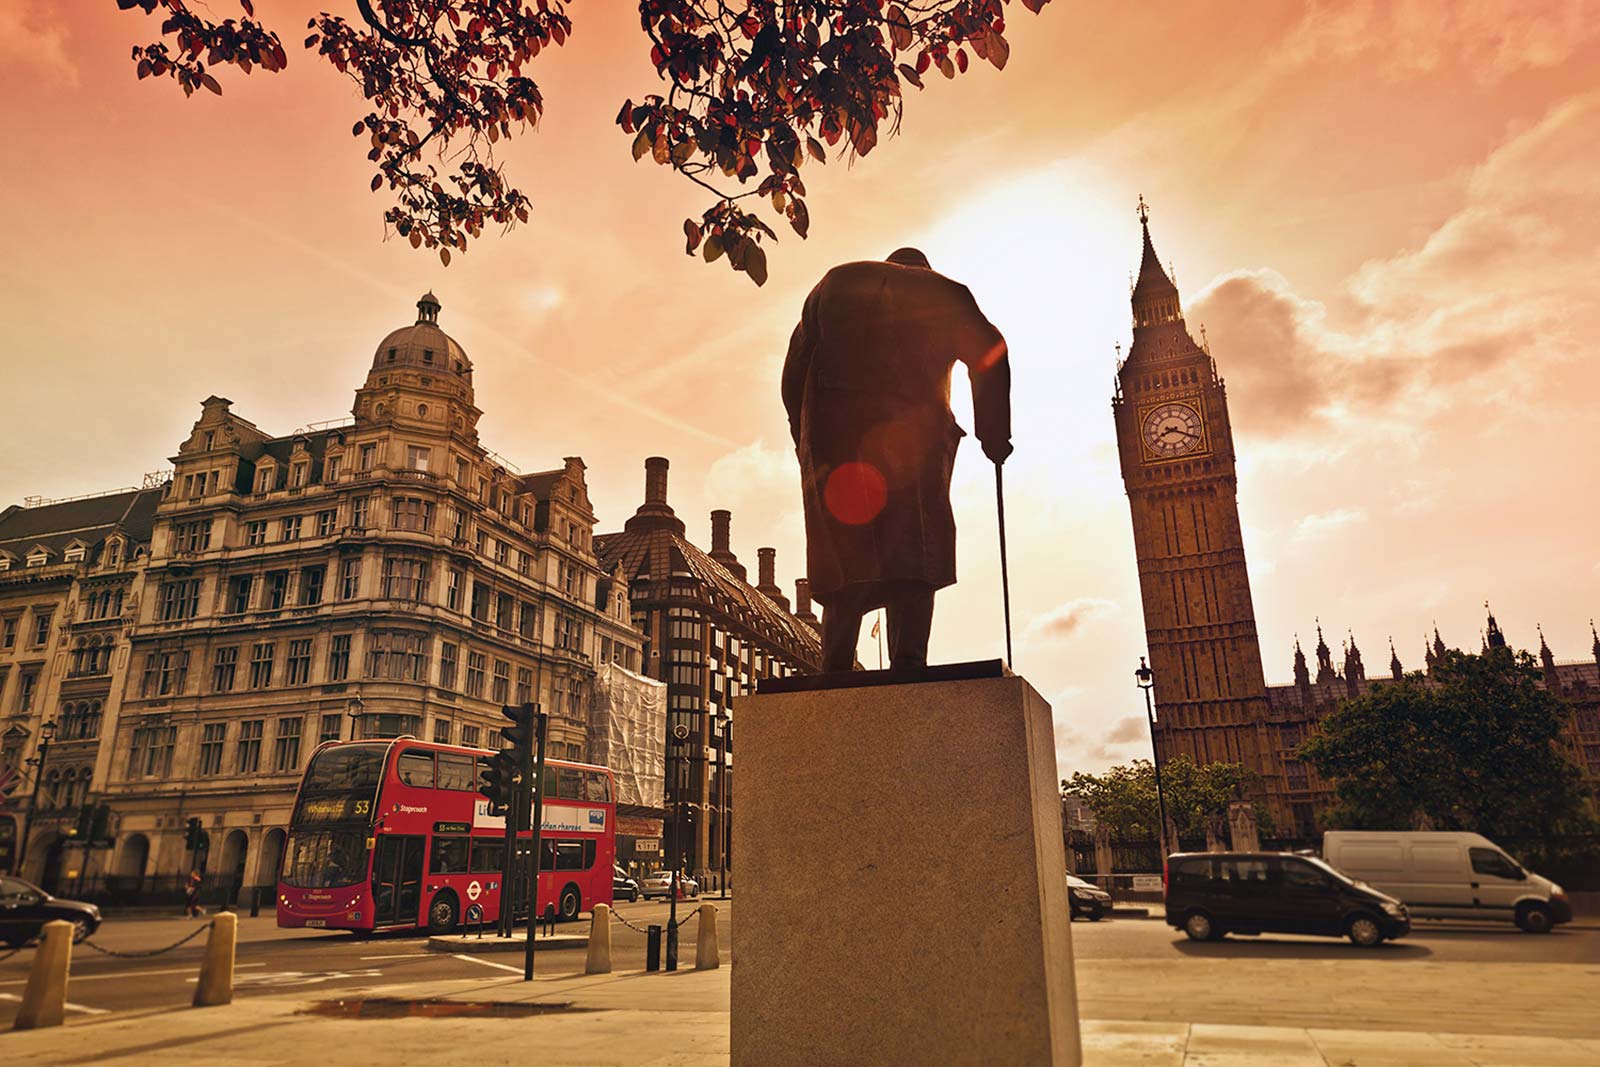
top-left (64, 543), bottom-right (86, 563)
top-left (387, 348), bottom-right (397, 363)
top-left (423, 349), bottom-right (434, 364)
top-left (106, 540), bottom-right (121, 565)
top-left (255, 467), bottom-right (273, 493)
top-left (26, 549), bottom-right (49, 567)
top-left (203, 430), bottom-right (215, 451)
top-left (326, 453), bottom-right (342, 481)
top-left (290, 463), bottom-right (307, 488)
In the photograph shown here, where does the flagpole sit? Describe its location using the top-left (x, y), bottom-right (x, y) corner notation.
top-left (875, 611), bottom-right (885, 670)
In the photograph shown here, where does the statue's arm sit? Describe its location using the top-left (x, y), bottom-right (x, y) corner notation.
top-left (956, 286), bottom-right (1013, 463)
top-left (781, 286), bottom-right (820, 447)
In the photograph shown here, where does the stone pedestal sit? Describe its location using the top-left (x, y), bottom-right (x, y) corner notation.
top-left (732, 666), bottom-right (1081, 1067)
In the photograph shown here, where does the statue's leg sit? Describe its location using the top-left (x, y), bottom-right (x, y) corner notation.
top-left (885, 583), bottom-right (934, 670)
top-left (821, 587), bottom-right (869, 672)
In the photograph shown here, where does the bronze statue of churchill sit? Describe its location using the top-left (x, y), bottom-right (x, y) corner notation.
top-left (782, 248), bottom-right (1012, 673)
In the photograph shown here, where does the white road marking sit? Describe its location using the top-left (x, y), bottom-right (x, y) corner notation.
top-left (0, 962), bottom-right (267, 987)
top-left (0, 992), bottom-right (108, 1015)
top-left (359, 953), bottom-right (432, 960)
top-left (452, 953), bottom-right (523, 974)
top-left (185, 969), bottom-right (384, 988)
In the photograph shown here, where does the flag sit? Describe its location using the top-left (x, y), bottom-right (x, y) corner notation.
top-left (869, 616), bottom-right (881, 639)
top-left (0, 762), bottom-right (20, 802)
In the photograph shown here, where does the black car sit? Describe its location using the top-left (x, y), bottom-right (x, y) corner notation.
top-left (1164, 851), bottom-right (1409, 947)
top-left (1067, 874), bottom-right (1113, 920)
top-left (612, 866), bottom-right (640, 903)
top-left (1, 876), bottom-right (102, 947)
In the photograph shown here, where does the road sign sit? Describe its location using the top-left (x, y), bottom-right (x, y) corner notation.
top-left (1130, 874), bottom-right (1163, 892)
top-left (635, 839), bottom-right (660, 853)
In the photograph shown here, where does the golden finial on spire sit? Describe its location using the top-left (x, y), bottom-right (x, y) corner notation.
top-left (1137, 193), bottom-right (1149, 226)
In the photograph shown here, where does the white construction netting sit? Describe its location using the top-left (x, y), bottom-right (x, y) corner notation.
top-left (588, 660), bottom-right (666, 808)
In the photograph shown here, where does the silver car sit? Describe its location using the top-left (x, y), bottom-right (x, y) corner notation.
top-left (641, 870), bottom-right (700, 900)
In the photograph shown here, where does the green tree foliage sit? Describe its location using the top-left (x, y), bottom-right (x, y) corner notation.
top-left (1298, 647), bottom-right (1594, 840)
top-left (1063, 754), bottom-right (1267, 842)
top-left (117, 0), bottom-right (1053, 281)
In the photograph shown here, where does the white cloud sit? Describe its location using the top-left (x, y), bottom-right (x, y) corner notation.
top-left (1291, 508), bottom-right (1365, 543)
top-left (1024, 597), bottom-right (1118, 643)
top-left (0, 2), bottom-right (78, 86)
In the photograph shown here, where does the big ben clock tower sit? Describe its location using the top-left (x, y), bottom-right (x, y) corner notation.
top-left (1112, 200), bottom-right (1277, 812)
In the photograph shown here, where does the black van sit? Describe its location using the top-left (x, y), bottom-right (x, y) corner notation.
top-left (1164, 851), bottom-right (1410, 947)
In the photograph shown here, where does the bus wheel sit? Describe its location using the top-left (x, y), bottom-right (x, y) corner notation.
top-left (428, 892), bottom-right (460, 935)
top-left (558, 884), bottom-right (582, 922)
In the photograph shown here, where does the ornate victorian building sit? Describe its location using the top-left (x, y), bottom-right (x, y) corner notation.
top-left (597, 458), bottom-right (822, 881)
top-left (2, 294), bottom-right (645, 901)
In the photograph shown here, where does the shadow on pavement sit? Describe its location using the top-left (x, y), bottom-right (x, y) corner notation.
top-left (1170, 935), bottom-right (1433, 960)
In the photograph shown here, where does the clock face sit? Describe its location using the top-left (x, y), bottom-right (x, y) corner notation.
top-left (1141, 402), bottom-right (1205, 459)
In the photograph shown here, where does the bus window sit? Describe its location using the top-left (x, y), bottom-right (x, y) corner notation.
top-left (396, 750), bottom-right (435, 788)
top-left (582, 771), bottom-right (611, 803)
top-left (429, 836), bottom-right (469, 875)
top-left (436, 753), bottom-right (474, 792)
top-left (557, 767), bottom-right (583, 800)
top-left (282, 830), bottom-right (370, 888)
top-left (555, 841), bottom-right (585, 871)
top-left (539, 765), bottom-right (557, 801)
top-left (470, 839), bottom-right (504, 873)
top-left (583, 840), bottom-right (596, 870)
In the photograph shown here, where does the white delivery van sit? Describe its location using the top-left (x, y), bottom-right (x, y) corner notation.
top-left (1322, 831), bottom-right (1571, 933)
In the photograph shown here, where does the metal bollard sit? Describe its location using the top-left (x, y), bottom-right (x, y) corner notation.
top-left (695, 903), bottom-right (720, 970)
top-left (14, 920), bottom-right (73, 1030)
top-left (585, 903), bottom-right (612, 974)
top-left (665, 918), bottom-right (679, 972)
top-left (249, 885), bottom-right (261, 918)
top-left (193, 911), bottom-right (238, 1007)
top-left (646, 924), bottom-right (662, 972)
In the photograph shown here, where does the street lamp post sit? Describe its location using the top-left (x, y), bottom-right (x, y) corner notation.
top-left (346, 695), bottom-right (366, 741)
top-left (15, 719), bottom-right (58, 875)
top-left (717, 710), bottom-right (729, 899)
top-left (1135, 658), bottom-right (1170, 863)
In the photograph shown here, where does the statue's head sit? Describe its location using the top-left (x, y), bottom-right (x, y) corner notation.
top-left (886, 247), bottom-right (931, 269)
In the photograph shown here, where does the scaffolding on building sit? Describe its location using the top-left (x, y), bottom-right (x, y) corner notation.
top-left (588, 661), bottom-right (666, 809)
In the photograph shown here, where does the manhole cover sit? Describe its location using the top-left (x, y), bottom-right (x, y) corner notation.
top-left (301, 998), bottom-right (600, 1020)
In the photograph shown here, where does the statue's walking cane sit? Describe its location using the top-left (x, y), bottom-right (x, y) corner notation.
top-left (996, 463), bottom-right (1014, 667)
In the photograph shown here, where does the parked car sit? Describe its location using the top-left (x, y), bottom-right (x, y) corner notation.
top-left (641, 870), bottom-right (700, 900)
top-left (0, 876), bottom-right (102, 947)
top-left (1067, 874), bottom-right (1112, 920)
top-left (1322, 831), bottom-right (1570, 933)
top-left (613, 866), bottom-right (641, 903)
top-left (1164, 851), bottom-right (1409, 947)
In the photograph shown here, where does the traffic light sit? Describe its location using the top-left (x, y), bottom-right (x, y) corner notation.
top-left (500, 702), bottom-right (537, 765)
top-left (477, 748), bottom-right (521, 816)
top-left (184, 816), bottom-right (205, 852)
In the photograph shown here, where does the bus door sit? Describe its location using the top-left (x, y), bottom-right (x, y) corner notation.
top-left (372, 835), bottom-right (425, 926)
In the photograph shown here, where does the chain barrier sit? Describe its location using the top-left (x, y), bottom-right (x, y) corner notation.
top-left (80, 921), bottom-right (211, 959)
top-left (671, 906), bottom-right (704, 930)
top-left (607, 909), bottom-right (654, 934)
top-left (0, 947), bottom-right (19, 964)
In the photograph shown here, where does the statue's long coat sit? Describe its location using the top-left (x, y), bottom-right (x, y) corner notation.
top-left (781, 260), bottom-right (1010, 605)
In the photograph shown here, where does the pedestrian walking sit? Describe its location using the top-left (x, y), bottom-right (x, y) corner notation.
top-left (185, 869), bottom-right (204, 918)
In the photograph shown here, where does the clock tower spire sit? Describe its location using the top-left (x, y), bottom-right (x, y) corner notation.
top-left (1112, 199), bottom-right (1289, 830)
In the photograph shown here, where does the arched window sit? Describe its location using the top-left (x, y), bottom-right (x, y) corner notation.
top-left (42, 768), bottom-right (62, 809)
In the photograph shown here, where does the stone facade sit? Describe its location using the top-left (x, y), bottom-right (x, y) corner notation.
top-left (1, 294), bottom-right (645, 903)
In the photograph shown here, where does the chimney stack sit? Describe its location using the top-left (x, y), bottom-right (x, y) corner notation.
top-left (794, 578), bottom-right (818, 626)
top-left (708, 509), bottom-right (747, 581)
top-left (624, 456), bottom-right (685, 535)
top-left (644, 456), bottom-right (669, 505)
top-left (756, 547), bottom-right (791, 611)
top-left (711, 509), bottom-right (731, 553)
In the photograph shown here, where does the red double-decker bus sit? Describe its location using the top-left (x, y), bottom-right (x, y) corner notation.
top-left (277, 738), bottom-right (615, 933)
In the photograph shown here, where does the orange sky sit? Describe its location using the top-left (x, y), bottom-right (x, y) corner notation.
top-left (3, 2), bottom-right (1598, 773)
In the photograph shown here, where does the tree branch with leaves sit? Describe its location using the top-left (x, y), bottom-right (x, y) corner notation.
top-left (117, 0), bottom-right (1053, 280)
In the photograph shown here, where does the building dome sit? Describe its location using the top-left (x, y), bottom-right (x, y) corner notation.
top-left (371, 292), bottom-right (473, 380)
